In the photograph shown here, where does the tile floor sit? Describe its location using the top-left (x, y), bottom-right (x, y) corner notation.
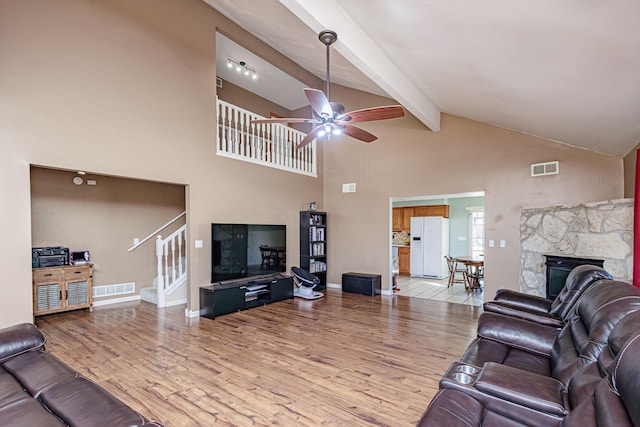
top-left (394, 274), bottom-right (484, 307)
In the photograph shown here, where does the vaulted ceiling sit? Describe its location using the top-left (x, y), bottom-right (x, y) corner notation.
top-left (205, 0), bottom-right (640, 157)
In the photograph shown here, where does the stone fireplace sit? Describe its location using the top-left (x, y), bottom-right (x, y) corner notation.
top-left (520, 198), bottom-right (633, 296)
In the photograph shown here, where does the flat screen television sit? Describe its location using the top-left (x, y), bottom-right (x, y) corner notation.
top-left (211, 223), bottom-right (286, 283)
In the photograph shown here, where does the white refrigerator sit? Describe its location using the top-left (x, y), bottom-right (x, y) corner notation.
top-left (410, 216), bottom-right (449, 278)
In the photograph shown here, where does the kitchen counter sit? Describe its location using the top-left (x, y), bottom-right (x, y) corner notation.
top-left (392, 243), bottom-right (410, 247)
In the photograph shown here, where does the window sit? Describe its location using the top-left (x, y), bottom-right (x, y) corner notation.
top-left (467, 207), bottom-right (484, 257)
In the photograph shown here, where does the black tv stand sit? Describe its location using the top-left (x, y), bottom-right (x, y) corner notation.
top-left (199, 273), bottom-right (293, 319)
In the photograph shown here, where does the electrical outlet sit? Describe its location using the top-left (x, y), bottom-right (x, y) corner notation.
top-left (133, 238), bottom-right (140, 245)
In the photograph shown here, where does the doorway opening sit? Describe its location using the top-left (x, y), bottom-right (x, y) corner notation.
top-left (390, 191), bottom-right (485, 306)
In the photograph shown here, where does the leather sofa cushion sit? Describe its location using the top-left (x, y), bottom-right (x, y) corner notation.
top-left (416, 388), bottom-right (543, 427)
top-left (461, 337), bottom-right (551, 377)
top-left (3, 350), bottom-right (77, 397)
top-left (490, 289), bottom-right (553, 313)
top-left (0, 398), bottom-right (65, 427)
top-left (475, 362), bottom-right (566, 416)
top-left (481, 302), bottom-right (563, 327)
top-left (477, 312), bottom-right (559, 356)
top-left (0, 323), bottom-right (45, 363)
top-left (548, 267), bottom-right (612, 319)
top-left (39, 376), bottom-right (149, 427)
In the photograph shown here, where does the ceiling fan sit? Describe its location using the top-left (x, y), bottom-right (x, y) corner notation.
top-left (251, 30), bottom-right (405, 149)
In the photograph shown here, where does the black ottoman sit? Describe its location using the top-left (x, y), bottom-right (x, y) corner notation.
top-left (342, 272), bottom-right (381, 296)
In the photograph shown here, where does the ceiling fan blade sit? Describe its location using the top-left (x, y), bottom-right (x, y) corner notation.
top-left (298, 126), bottom-right (325, 149)
top-left (251, 117), bottom-right (319, 124)
top-left (304, 88), bottom-right (333, 118)
top-left (337, 105), bottom-right (405, 123)
top-left (343, 124), bottom-right (378, 143)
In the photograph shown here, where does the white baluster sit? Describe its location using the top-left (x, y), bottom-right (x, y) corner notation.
top-left (221, 104), bottom-right (228, 152)
top-left (250, 116), bottom-right (257, 159)
top-left (239, 111), bottom-right (246, 156)
top-left (156, 236), bottom-right (165, 307)
top-left (171, 236), bottom-right (176, 284)
top-left (178, 230), bottom-right (184, 277)
top-left (275, 124), bottom-right (281, 165)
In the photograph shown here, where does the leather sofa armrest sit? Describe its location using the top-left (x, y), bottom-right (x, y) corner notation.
top-left (491, 289), bottom-right (553, 312)
top-left (0, 323), bottom-right (46, 363)
top-left (475, 362), bottom-right (567, 416)
top-left (483, 302), bottom-right (564, 328)
top-left (477, 312), bottom-right (559, 356)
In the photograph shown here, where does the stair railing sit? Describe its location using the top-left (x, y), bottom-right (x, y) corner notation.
top-left (128, 211), bottom-right (187, 308)
top-left (216, 98), bottom-right (317, 177)
top-left (155, 225), bottom-right (187, 307)
top-left (128, 211), bottom-right (186, 252)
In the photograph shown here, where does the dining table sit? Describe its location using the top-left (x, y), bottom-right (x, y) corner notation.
top-left (454, 255), bottom-right (484, 291)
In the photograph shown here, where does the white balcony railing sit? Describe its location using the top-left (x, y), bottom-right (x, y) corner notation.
top-left (216, 98), bottom-right (317, 177)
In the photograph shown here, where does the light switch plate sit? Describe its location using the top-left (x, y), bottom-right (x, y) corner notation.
top-left (195, 240), bottom-right (203, 249)
top-left (500, 240), bottom-right (506, 248)
top-left (458, 236), bottom-right (467, 241)
top-left (489, 240), bottom-right (495, 247)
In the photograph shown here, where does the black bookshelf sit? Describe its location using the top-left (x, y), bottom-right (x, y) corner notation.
top-left (300, 211), bottom-right (327, 290)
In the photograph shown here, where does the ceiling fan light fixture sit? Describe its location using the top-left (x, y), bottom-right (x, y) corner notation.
top-left (249, 30), bottom-right (404, 149)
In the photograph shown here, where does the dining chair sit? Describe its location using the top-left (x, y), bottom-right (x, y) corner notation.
top-left (259, 245), bottom-right (273, 269)
top-left (445, 256), bottom-right (466, 288)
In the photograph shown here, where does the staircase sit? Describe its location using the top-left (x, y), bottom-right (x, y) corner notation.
top-left (129, 212), bottom-right (188, 308)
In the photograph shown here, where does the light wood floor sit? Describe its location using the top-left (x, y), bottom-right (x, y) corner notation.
top-left (394, 275), bottom-right (484, 307)
top-left (35, 289), bottom-right (480, 426)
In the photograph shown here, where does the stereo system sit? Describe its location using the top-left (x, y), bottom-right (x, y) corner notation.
top-left (32, 247), bottom-right (70, 268)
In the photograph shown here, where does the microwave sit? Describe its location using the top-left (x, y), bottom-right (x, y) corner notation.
top-left (70, 250), bottom-right (91, 265)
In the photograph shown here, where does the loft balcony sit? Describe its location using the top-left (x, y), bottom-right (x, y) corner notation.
top-left (216, 98), bottom-right (317, 177)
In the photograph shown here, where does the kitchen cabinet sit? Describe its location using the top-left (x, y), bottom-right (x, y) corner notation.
top-left (392, 208), bottom-right (403, 231)
top-left (402, 208), bottom-right (415, 231)
top-left (414, 205), bottom-right (449, 218)
top-left (398, 247), bottom-right (410, 275)
top-left (393, 205), bottom-right (450, 232)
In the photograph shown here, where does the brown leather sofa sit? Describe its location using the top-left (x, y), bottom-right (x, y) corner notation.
top-left (417, 277), bottom-right (640, 426)
top-left (483, 265), bottom-right (612, 327)
top-left (0, 323), bottom-right (163, 427)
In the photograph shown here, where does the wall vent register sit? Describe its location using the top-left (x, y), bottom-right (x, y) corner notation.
top-left (531, 161), bottom-right (559, 177)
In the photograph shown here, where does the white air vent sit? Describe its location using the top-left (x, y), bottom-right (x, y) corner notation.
top-left (216, 76), bottom-right (223, 88)
top-left (531, 161), bottom-right (559, 177)
top-left (93, 282), bottom-right (135, 298)
top-left (342, 183), bottom-right (357, 193)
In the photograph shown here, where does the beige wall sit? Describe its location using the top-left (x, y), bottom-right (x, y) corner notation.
top-left (323, 84), bottom-right (623, 299)
top-left (217, 79), bottom-right (291, 119)
top-left (30, 167), bottom-right (185, 301)
top-left (0, 0), bottom-right (626, 327)
top-left (0, 0), bottom-right (323, 327)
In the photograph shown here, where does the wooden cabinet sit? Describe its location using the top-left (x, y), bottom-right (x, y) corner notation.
top-left (393, 205), bottom-right (449, 232)
top-left (392, 208), bottom-right (403, 231)
top-left (402, 208), bottom-right (415, 231)
top-left (414, 205), bottom-right (449, 218)
top-left (398, 247), bottom-right (410, 275)
top-left (33, 265), bottom-right (93, 316)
